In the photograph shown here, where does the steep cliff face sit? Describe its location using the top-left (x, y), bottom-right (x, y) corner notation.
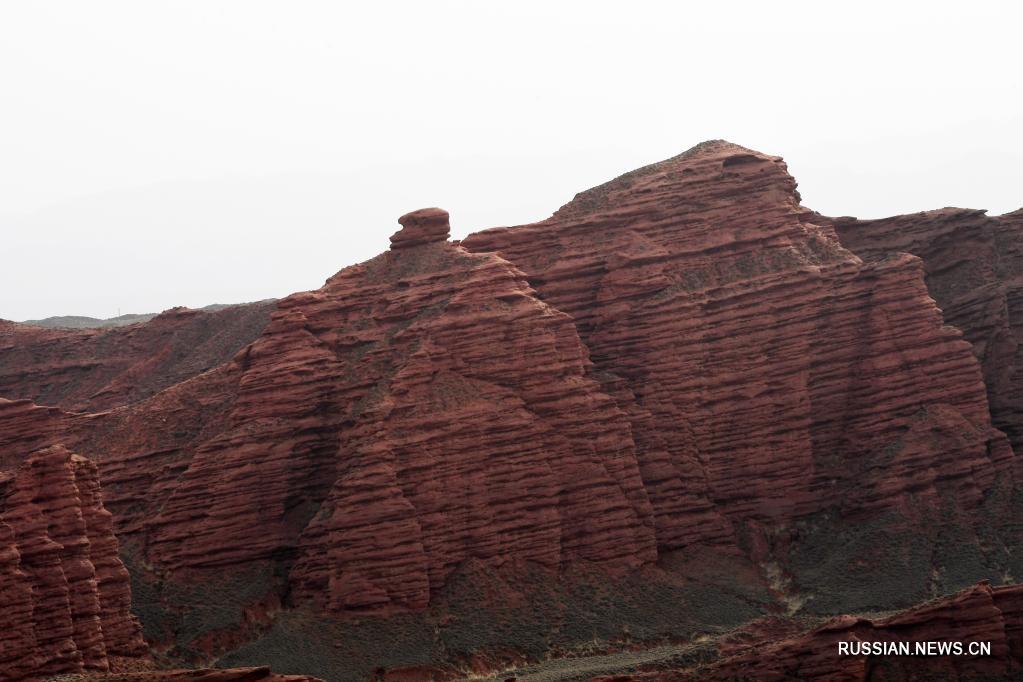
top-left (828, 208), bottom-right (1023, 454)
top-left (1, 143), bottom-right (1021, 678)
top-left (125, 208), bottom-right (656, 613)
top-left (462, 141), bottom-right (1014, 556)
top-left (0, 301), bottom-right (274, 412)
top-left (0, 518), bottom-right (38, 679)
top-left (0, 445), bottom-right (146, 680)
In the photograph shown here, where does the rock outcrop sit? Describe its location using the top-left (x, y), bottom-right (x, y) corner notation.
top-left (0, 141), bottom-right (1021, 677)
top-left (135, 207), bottom-right (656, 612)
top-left (0, 445), bottom-right (146, 680)
top-left (828, 208), bottom-right (1023, 453)
top-left (389, 207), bottom-right (451, 249)
top-left (462, 140), bottom-right (1014, 553)
top-left (0, 398), bottom-right (72, 470)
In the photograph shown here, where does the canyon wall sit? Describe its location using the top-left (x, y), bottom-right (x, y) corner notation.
top-left (0, 142), bottom-right (1021, 679)
top-left (0, 445), bottom-right (146, 679)
top-left (829, 208), bottom-right (1023, 452)
top-left (462, 141), bottom-right (1017, 561)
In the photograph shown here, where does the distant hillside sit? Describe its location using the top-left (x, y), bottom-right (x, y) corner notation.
top-left (21, 303), bottom-right (252, 329)
top-left (21, 313), bottom-right (158, 328)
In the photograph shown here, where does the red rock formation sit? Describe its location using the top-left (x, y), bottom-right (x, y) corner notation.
top-left (73, 453), bottom-right (149, 656)
top-left (3, 144), bottom-right (1017, 607)
top-left (390, 207), bottom-right (452, 248)
top-left (0, 398), bottom-right (71, 470)
top-left (134, 207), bottom-right (656, 612)
top-left (462, 140), bottom-right (1014, 551)
top-left (0, 301), bottom-right (274, 412)
top-left (0, 519), bottom-right (40, 679)
top-left (0, 445), bottom-right (146, 681)
top-left (0, 142), bottom-right (1020, 677)
top-left (827, 208), bottom-right (1023, 454)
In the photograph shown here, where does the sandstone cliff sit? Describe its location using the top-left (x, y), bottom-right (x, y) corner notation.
top-left (0, 445), bottom-right (146, 680)
top-left (0, 142), bottom-right (1021, 680)
top-left (56, 144), bottom-right (1015, 613)
top-left (828, 208), bottom-right (1023, 454)
top-left (138, 207), bottom-right (657, 612)
top-left (463, 141), bottom-right (1015, 564)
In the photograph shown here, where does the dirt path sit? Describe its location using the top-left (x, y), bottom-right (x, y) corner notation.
top-left (470, 643), bottom-right (704, 682)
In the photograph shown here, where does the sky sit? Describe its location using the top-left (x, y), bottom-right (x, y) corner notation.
top-left (1, 1), bottom-right (1021, 321)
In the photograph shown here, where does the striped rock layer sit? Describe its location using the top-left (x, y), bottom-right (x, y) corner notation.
top-left (0, 143), bottom-right (1020, 676)
top-left (0, 445), bottom-right (146, 679)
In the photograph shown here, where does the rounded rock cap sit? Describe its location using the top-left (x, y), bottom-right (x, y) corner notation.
top-left (390, 207), bottom-right (451, 249)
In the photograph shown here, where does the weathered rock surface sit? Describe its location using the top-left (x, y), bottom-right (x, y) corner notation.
top-left (828, 208), bottom-right (1023, 453)
top-left (390, 207), bottom-right (451, 249)
top-left (137, 209), bottom-right (656, 612)
top-left (76, 143), bottom-right (1007, 613)
top-left (0, 518), bottom-right (39, 679)
top-left (0, 398), bottom-right (72, 470)
top-left (0, 301), bottom-right (274, 412)
top-left (462, 140), bottom-right (1014, 552)
top-left (0, 445), bottom-right (146, 680)
top-left (1, 142), bottom-right (1021, 678)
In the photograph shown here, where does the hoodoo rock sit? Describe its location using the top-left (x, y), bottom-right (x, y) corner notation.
top-left (0, 446), bottom-right (146, 680)
top-left (389, 207), bottom-right (451, 249)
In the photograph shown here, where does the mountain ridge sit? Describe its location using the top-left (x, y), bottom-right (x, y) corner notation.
top-left (2, 141), bottom-right (1023, 680)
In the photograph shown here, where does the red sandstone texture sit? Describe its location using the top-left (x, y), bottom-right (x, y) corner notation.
top-left (141, 205), bottom-right (655, 611)
top-left (462, 140), bottom-right (1014, 549)
top-left (0, 398), bottom-right (73, 470)
top-left (827, 208), bottom-right (1023, 453)
top-left (0, 445), bottom-right (146, 680)
top-left (44, 142), bottom-right (1009, 598)
top-left (0, 141), bottom-right (1022, 679)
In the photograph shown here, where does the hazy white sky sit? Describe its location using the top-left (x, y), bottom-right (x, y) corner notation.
top-left (2, 1), bottom-right (1020, 320)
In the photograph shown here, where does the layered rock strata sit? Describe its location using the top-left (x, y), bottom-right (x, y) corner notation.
top-left (462, 140), bottom-right (1014, 551)
top-left (0, 446), bottom-right (146, 680)
top-left (0, 142), bottom-right (1018, 677)
top-left (829, 208), bottom-right (1023, 453)
top-left (132, 207), bottom-right (656, 612)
